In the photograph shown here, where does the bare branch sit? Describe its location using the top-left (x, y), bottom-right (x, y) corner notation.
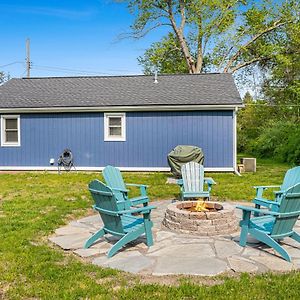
top-left (224, 20), bottom-right (288, 72)
top-left (152, 3), bottom-right (168, 14)
top-left (179, 0), bottom-right (186, 32)
top-left (230, 57), bottom-right (269, 73)
top-left (116, 22), bottom-right (172, 41)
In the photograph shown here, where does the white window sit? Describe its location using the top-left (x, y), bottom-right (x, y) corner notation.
top-left (1, 115), bottom-right (21, 147)
top-left (104, 113), bottom-right (126, 141)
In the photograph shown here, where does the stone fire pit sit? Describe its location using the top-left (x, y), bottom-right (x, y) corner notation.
top-left (163, 201), bottom-right (238, 236)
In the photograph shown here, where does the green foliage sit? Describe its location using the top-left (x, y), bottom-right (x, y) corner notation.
top-left (262, 20), bottom-right (300, 119)
top-left (137, 33), bottom-right (189, 74)
top-left (237, 93), bottom-right (275, 153)
top-left (0, 71), bottom-right (5, 84)
top-left (237, 18), bottom-right (300, 162)
top-left (250, 121), bottom-right (300, 164)
top-left (122, 0), bottom-right (299, 74)
top-left (238, 96), bottom-right (300, 164)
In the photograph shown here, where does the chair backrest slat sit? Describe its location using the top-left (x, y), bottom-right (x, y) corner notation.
top-left (89, 180), bottom-right (125, 235)
top-left (103, 166), bottom-right (131, 209)
top-left (182, 162), bottom-right (204, 193)
top-left (271, 183), bottom-right (300, 236)
top-left (103, 166), bottom-right (126, 190)
top-left (281, 166), bottom-right (300, 191)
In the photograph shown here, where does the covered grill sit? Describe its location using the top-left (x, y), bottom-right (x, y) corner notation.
top-left (167, 145), bottom-right (204, 178)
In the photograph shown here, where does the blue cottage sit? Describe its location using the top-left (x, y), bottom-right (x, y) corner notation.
top-left (0, 73), bottom-right (242, 172)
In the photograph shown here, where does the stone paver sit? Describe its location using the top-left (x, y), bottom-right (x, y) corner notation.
top-left (49, 232), bottom-right (91, 250)
top-left (153, 256), bottom-right (228, 276)
top-left (148, 243), bottom-right (215, 257)
top-left (155, 231), bottom-right (176, 242)
top-left (242, 246), bottom-right (265, 257)
top-left (49, 200), bottom-right (300, 276)
top-left (228, 256), bottom-right (258, 273)
top-left (74, 248), bottom-right (101, 258)
top-left (215, 240), bottom-right (243, 258)
top-left (250, 256), bottom-right (297, 271)
top-left (92, 251), bottom-right (154, 274)
top-left (55, 225), bottom-right (91, 236)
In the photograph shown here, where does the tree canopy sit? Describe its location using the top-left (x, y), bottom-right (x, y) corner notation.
top-left (119, 0), bottom-right (299, 74)
top-left (0, 72), bottom-right (5, 84)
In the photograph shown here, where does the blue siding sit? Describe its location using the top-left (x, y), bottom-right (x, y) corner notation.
top-left (0, 111), bottom-right (234, 168)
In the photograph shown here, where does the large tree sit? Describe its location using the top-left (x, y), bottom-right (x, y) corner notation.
top-left (137, 33), bottom-right (189, 74)
top-left (262, 21), bottom-right (300, 119)
top-left (0, 71), bottom-right (5, 84)
top-left (120, 0), bottom-right (299, 74)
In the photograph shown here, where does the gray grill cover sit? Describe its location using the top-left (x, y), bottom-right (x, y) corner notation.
top-left (167, 145), bottom-right (204, 178)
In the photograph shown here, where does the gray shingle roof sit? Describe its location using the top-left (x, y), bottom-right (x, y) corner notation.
top-left (0, 73), bottom-right (241, 109)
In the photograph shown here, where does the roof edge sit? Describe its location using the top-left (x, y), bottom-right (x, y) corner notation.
top-left (0, 104), bottom-right (244, 113)
top-left (10, 72), bottom-right (233, 80)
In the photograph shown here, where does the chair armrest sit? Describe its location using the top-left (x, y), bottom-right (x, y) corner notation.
top-left (253, 197), bottom-right (280, 207)
top-left (274, 190), bottom-right (285, 196)
top-left (253, 185), bottom-right (281, 189)
top-left (253, 185), bottom-right (281, 198)
top-left (236, 205), bottom-right (279, 216)
top-left (177, 179), bottom-right (183, 186)
top-left (280, 210), bottom-right (300, 217)
top-left (130, 196), bottom-right (149, 206)
top-left (126, 183), bottom-right (148, 197)
top-left (93, 205), bottom-right (119, 216)
top-left (204, 177), bottom-right (216, 185)
top-left (118, 205), bottom-right (156, 215)
top-left (111, 187), bottom-right (130, 193)
top-left (126, 183), bottom-right (148, 188)
top-left (89, 188), bottom-right (113, 196)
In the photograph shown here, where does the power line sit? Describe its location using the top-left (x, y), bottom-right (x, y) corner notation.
top-left (0, 61), bottom-right (24, 68)
top-left (31, 64), bottom-right (124, 76)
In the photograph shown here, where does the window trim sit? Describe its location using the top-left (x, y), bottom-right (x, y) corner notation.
top-left (104, 112), bottom-right (126, 142)
top-left (1, 115), bottom-right (21, 147)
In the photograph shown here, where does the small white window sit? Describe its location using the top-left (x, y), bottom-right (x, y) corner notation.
top-left (1, 115), bottom-right (21, 147)
top-left (104, 113), bottom-right (126, 141)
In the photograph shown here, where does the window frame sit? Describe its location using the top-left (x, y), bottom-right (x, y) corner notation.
top-left (104, 112), bottom-right (126, 142)
top-left (1, 115), bottom-right (21, 147)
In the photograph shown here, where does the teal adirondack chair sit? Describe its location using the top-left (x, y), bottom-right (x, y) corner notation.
top-left (177, 161), bottom-right (216, 201)
top-left (84, 180), bottom-right (155, 257)
top-left (237, 183), bottom-right (300, 262)
top-left (103, 165), bottom-right (149, 206)
top-left (253, 166), bottom-right (300, 212)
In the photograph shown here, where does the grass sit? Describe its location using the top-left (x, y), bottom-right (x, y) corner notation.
top-left (123, 158), bottom-right (290, 201)
top-left (0, 158), bottom-right (299, 299)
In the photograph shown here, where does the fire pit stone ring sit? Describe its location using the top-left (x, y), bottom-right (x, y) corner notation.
top-left (162, 201), bottom-right (238, 236)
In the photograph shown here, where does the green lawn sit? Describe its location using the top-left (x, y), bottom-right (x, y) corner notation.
top-left (0, 159), bottom-right (299, 299)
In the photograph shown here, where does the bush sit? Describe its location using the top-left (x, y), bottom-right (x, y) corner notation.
top-left (249, 120), bottom-right (300, 164)
top-left (237, 95), bottom-right (275, 153)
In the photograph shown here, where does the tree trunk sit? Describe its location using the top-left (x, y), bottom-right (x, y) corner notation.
top-left (176, 31), bottom-right (196, 73)
top-left (195, 16), bottom-right (203, 73)
top-left (167, 0), bottom-right (196, 73)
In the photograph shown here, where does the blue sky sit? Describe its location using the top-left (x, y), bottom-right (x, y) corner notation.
top-left (0, 0), bottom-right (167, 78)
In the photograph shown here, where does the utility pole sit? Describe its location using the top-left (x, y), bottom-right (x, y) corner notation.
top-left (26, 38), bottom-right (31, 78)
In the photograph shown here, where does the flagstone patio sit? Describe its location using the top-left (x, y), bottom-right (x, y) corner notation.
top-left (49, 200), bottom-right (300, 276)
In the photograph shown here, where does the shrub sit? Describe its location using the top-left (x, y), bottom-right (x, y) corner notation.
top-left (249, 120), bottom-right (300, 164)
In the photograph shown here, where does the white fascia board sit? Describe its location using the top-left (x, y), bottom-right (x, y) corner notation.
top-left (0, 104), bottom-right (244, 114)
top-left (0, 166), bottom-right (234, 172)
